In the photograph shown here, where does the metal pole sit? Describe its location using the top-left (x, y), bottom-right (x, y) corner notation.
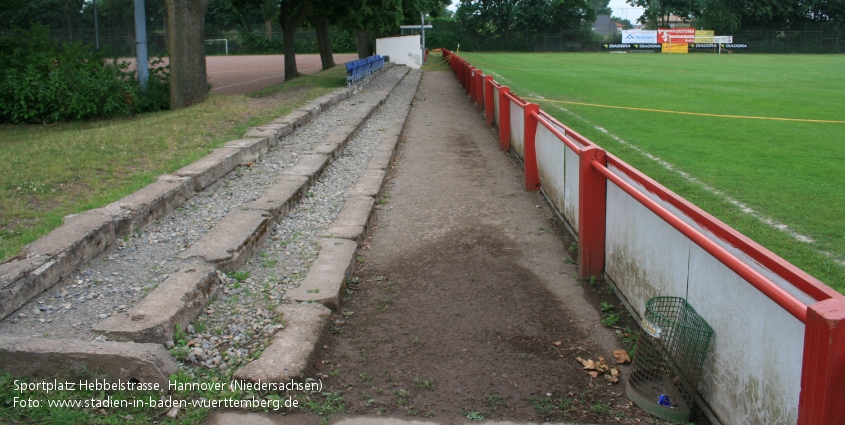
top-left (420, 12), bottom-right (426, 66)
top-left (134, 0), bottom-right (148, 92)
top-left (93, 0), bottom-right (99, 50)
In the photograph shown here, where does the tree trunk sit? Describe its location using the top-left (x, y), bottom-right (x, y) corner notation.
top-left (166, 0), bottom-right (211, 110)
top-left (265, 19), bottom-right (273, 39)
top-left (314, 14), bottom-right (334, 70)
top-left (278, 0), bottom-right (310, 81)
top-left (355, 30), bottom-right (374, 58)
top-left (281, 23), bottom-right (299, 78)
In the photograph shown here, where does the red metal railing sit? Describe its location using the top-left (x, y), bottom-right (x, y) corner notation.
top-left (441, 48), bottom-right (845, 425)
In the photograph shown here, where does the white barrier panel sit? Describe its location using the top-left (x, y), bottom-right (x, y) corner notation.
top-left (605, 179), bottom-right (691, 307)
top-left (604, 163), bottom-right (810, 425)
top-left (688, 244), bottom-right (803, 425)
top-left (538, 117), bottom-right (580, 231)
top-left (510, 101), bottom-right (525, 156)
top-left (536, 125), bottom-right (568, 220)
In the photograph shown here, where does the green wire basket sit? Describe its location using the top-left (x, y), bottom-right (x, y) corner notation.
top-left (626, 296), bottom-right (714, 422)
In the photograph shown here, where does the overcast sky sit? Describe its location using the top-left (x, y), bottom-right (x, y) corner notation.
top-left (446, 0), bottom-right (645, 22)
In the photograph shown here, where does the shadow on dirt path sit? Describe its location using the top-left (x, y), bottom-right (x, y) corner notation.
top-left (310, 71), bottom-right (705, 424)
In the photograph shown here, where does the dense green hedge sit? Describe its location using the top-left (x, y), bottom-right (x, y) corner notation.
top-left (0, 25), bottom-right (169, 124)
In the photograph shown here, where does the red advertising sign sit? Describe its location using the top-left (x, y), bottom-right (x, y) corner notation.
top-left (658, 28), bottom-right (695, 43)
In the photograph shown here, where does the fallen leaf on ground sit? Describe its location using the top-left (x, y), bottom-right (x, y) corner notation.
top-left (576, 357), bottom-right (621, 384)
top-left (595, 356), bottom-right (611, 373)
top-left (576, 357), bottom-right (596, 370)
top-left (613, 349), bottom-right (631, 364)
top-left (605, 367), bottom-right (620, 383)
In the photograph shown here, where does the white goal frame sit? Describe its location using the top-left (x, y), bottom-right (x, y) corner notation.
top-left (205, 39), bottom-right (229, 55)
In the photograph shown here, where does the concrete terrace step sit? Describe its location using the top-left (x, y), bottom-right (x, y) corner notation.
top-left (0, 336), bottom-right (178, 388)
top-left (232, 303), bottom-right (331, 383)
top-left (284, 238), bottom-right (359, 310)
top-left (242, 69), bottom-right (421, 382)
top-left (92, 263), bottom-right (220, 344)
top-left (0, 64), bottom-right (415, 389)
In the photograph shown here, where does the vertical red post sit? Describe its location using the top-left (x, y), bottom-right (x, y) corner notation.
top-left (457, 61), bottom-right (463, 85)
top-left (475, 72), bottom-right (484, 112)
top-left (465, 66), bottom-right (472, 95)
top-left (577, 147), bottom-right (607, 280)
top-left (498, 87), bottom-right (511, 151)
top-left (523, 103), bottom-right (541, 192)
top-left (484, 76), bottom-right (495, 126)
top-left (798, 298), bottom-right (845, 425)
top-left (472, 68), bottom-right (478, 100)
top-left (470, 69), bottom-right (478, 103)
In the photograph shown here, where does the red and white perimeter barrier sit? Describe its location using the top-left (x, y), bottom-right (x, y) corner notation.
top-left (442, 49), bottom-right (845, 425)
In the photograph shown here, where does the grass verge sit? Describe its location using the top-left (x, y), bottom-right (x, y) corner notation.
top-left (0, 65), bottom-right (347, 262)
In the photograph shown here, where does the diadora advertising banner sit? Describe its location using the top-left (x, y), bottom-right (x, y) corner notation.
top-left (621, 30), bottom-right (657, 44)
top-left (657, 28), bottom-right (695, 43)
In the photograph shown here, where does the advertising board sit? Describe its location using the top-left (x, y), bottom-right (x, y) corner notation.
top-left (695, 30), bottom-right (715, 43)
top-left (621, 30), bottom-right (658, 44)
top-left (658, 28), bottom-right (695, 43)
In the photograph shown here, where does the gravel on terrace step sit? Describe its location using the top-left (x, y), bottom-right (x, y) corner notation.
top-left (0, 66), bottom-right (418, 376)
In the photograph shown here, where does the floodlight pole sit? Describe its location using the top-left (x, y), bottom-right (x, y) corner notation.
top-left (134, 0), bottom-right (149, 92)
top-left (421, 12), bottom-right (426, 65)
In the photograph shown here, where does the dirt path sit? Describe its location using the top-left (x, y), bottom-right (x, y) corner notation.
top-left (309, 71), bottom-right (666, 424)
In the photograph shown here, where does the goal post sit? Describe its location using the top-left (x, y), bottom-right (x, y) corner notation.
top-left (205, 39), bottom-right (229, 55)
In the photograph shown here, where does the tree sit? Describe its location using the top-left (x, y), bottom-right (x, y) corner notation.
top-left (256, 0), bottom-right (275, 38)
top-left (338, 0), bottom-right (402, 58)
top-left (166, 0), bottom-right (211, 109)
top-left (626, 0), bottom-right (700, 28)
top-left (0, 0), bottom-right (86, 40)
top-left (309, 0), bottom-right (348, 70)
top-left (401, 0), bottom-right (452, 22)
top-left (611, 15), bottom-right (634, 29)
top-left (278, 0), bottom-right (311, 79)
top-left (696, 0), bottom-right (741, 32)
top-left (590, 0), bottom-right (611, 16)
top-left (456, 0), bottom-right (594, 40)
top-left (456, 0), bottom-right (520, 39)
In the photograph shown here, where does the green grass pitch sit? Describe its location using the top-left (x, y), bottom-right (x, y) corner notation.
top-left (459, 52), bottom-right (845, 293)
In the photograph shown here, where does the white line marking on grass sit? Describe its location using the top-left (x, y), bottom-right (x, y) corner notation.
top-left (486, 70), bottom-right (818, 247)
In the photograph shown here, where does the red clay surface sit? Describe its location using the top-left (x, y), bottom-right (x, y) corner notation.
top-left (207, 53), bottom-right (359, 95)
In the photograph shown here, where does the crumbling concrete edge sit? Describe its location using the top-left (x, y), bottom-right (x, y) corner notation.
top-left (0, 336), bottom-right (178, 390)
top-left (92, 263), bottom-right (220, 344)
top-left (232, 303), bottom-right (331, 383)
